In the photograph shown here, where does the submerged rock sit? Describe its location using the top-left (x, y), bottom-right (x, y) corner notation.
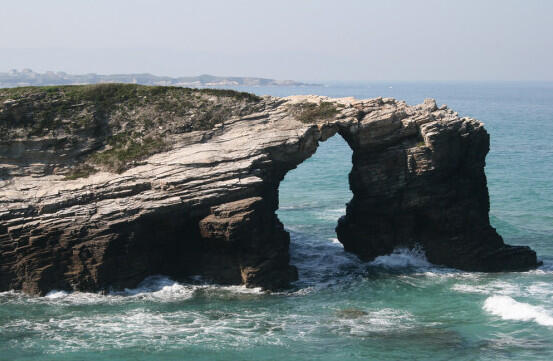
top-left (0, 85), bottom-right (540, 295)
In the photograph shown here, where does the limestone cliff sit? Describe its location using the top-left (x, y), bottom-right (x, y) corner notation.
top-left (0, 84), bottom-right (539, 295)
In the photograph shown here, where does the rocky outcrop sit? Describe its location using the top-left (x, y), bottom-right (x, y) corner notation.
top-left (0, 85), bottom-right (540, 295)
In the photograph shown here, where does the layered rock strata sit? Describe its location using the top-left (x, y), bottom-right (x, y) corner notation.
top-left (0, 85), bottom-right (539, 295)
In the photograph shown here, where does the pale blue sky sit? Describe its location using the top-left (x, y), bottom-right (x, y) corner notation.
top-left (1, 0), bottom-right (552, 81)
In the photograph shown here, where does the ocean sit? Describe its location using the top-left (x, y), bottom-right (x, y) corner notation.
top-left (1, 82), bottom-right (552, 360)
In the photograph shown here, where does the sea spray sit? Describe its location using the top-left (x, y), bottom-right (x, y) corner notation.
top-left (368, 245), bottom-right (433, 269)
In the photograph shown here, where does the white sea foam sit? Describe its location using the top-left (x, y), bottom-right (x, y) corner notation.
top-left (451, 284), bottom-right (493, 294)
top-left (2, 277), bottom-right (271, 353)
top-left (418, 271), bottom-right (479, 281)
top-left (526, 282), bottom-right (553, 297)
top-left (329, 237), bottom-right (343, 246)
top-left (5, 307), bottom-right (287, 353)
top-left (121, 275), bottom-right (262, 299)
top-left (316, 208), bottom-right (346, 221)
top-left (527, 261), bottom-right (553, 275)
top-left (331, 308), bottom-right (415, 336)
top-left (369, 245), bottom-right (433, 269)
top-left (483, 295), bottom-right (553, 327)
top-left (0, 290), bottom-right (20, 297)
top-left (44, 290), bottom-right (70, 299)
top-left (115, 275), bottom-right (209, 302)
top-left (9, 276), bottom-right (265, 306)
top-left (452, 279), bottom-right (553, 300)
top-left (451, 281), bottom-right (521, 296)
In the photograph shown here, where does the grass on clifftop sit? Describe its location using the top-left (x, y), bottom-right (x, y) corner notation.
top-left (0, 83), bottom-right (261, 136)
top-left (0, 83), bottom-right (263, 175)
top-left (0, 83), bottom-right (259, 105)
top-left (289, 101), bottom-right (339, 123)
top-left (90, 133), bottom-right (168, 173)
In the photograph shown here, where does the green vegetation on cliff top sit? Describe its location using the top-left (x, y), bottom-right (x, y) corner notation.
top-left (0, 84), bottom-right (262, 176)
top-left (0, 84), bottom-right (259, 133)
top-left (0, 83), bottom-right (259, 104)
top-left (289, 101), bottom-right (339, 123)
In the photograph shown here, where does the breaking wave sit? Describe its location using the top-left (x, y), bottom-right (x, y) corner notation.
top-left (368, 245), bottom-right (434, 269)
top-left (483, 295), bottom-right (553, 327)
top-left (3, 276), bottom-right (265, 306)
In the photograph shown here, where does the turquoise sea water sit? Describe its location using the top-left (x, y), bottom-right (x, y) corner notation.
top-left (1, 83), bottom-right (552, 360)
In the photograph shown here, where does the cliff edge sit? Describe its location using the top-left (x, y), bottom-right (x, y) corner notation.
top-left (0, 84), bottom-right (539, 295)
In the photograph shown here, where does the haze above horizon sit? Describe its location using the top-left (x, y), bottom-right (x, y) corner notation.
top-left (2, 0), bottom-right (552, 82)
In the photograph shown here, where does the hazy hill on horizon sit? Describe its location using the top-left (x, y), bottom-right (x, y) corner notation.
top-left (0, 69), bottom-right (320, 88)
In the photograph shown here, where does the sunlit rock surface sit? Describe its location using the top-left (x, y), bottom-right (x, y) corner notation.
top-left (0, 85), bottom-right (539, 295)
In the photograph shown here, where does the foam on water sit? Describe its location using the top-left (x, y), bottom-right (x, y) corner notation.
top-left (451, 281), bottom-right (521, 296)
top-left (44, 290), bottom-right (69, 299)
top-left (122, 275), bottom-right (263, 299)
top-left (528, 260), bottom-right (553, 275)
top-left (368, 246), bottom-right (433, 269)
top-left (330, 308), bottom-right (416, 337)
top-left (526, 282), bottom-right (553, 297)
top-left (5, 305), bottom-right (417, 353)
top-left (452, 279), bottom-right (553, 299)
top-left (316, 208), bottom-right (346, 221)
top-left (329, 237), bottom-right (342, 246)
top-left (483, 296), bottom-right (553, 327)
top-left (2, 276), bottom-right (265, 306)
top-left (4, 308), bottom-right (287, 353)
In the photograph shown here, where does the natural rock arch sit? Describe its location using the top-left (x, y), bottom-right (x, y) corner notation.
top-left (0, 90), bottom-right (539, 295)
top-left (194, 96), bottom-right (539, 288)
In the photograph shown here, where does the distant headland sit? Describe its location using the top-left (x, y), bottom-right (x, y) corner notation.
top-left (0, 69), bottom-right (321, 88)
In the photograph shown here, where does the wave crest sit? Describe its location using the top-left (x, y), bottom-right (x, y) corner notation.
top-left (369, 245), bottom-right (433, 269)
top-left (483, 295), bottom-right (553, 327)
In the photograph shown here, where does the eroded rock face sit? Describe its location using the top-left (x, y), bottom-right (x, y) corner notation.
top-left (335, 99), bottom-right (537, 271)
top-left (0, 89), bottom-right (539, 295)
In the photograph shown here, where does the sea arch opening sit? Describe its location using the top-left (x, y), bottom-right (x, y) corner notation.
top-left (276, 133), bottom-right (362, 285)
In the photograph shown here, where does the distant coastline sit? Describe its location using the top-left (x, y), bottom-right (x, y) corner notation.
top-left (0, 69), bottom-right (321, 88)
